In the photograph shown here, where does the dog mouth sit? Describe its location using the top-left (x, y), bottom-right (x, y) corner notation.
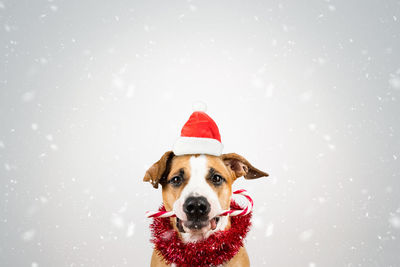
top-left (176, 217), bottom-right (220, 233)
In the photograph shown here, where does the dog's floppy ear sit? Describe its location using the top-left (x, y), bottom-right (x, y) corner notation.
top-left (143, 151), bottom-right (175, 188)
top-left (221, 153), bottom-right (268, 179)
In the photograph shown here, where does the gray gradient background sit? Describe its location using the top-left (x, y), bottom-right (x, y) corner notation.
top-left (1, 0), bottom-right (400, 266)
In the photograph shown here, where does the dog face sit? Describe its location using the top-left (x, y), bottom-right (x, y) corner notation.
top-left (144, 152), bottom-right (268, 242)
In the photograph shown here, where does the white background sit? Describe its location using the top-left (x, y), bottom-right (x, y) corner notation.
top-left (1, 0), bottom-right (400, 266)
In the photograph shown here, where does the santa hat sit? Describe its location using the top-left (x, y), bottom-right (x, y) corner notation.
top-left (172, 103), bottom-right (223, 156)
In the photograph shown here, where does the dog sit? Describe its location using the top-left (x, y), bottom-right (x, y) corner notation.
top-left (144, 151), bottom-right (268, 266)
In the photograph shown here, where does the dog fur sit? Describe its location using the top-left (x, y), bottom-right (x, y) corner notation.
top-left (144, 151), bottom-right (268, 266)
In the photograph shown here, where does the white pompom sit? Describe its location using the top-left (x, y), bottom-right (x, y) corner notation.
top-left (192, 101), bottom-right (207, 112)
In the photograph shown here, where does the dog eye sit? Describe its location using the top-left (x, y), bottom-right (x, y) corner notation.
top-left (169, 176), bottom-right (183, 187)
top-left (211, 174), bottom-right (224, 186)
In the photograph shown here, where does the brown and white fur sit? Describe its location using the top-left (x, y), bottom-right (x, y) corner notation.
top-left (144, 151), bottom-right (268, 267)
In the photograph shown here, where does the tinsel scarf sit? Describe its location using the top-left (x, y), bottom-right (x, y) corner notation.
top-left (150, 202), bottom-right (252, 266)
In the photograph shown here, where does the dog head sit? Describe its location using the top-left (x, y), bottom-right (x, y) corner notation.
top-left (144, 151), bottom-right (268, 242)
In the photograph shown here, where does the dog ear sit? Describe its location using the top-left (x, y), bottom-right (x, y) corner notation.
top-left (221, 153), bottom-right (268, 179)
top-left (143, 151), bottom-right (175, 188)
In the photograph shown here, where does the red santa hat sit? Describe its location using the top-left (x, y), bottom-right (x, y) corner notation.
top-left (172, 103), bottom-right (223, 156)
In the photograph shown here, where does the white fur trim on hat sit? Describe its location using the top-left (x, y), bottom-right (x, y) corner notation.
top-left (172, 137), bottom-right (223, 156)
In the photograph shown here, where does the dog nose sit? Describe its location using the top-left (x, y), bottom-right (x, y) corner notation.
top-left (183, 196), bottom-right (210, 219)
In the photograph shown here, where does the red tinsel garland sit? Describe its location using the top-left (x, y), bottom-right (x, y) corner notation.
top-left (150, 202), bottom-right (252, 266)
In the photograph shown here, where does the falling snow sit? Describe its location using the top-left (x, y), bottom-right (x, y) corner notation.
top-left (1, 0), bottom-right (400, 266)
top-left (126, 222), bottom-right (135, 238)
top-left (265, 223), bottom-right (274, 237)
top-left (299, 229), bottom-right (314, 242)
top-left (21, 91), bottom-right (36, 102)
top-left (389, 215), bottom-right (400, 229)
top-left (21, 229), bottom-right (36, 242)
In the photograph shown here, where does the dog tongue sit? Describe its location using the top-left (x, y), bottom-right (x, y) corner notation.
top-left (210, 218), bottom-right (217, 230)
